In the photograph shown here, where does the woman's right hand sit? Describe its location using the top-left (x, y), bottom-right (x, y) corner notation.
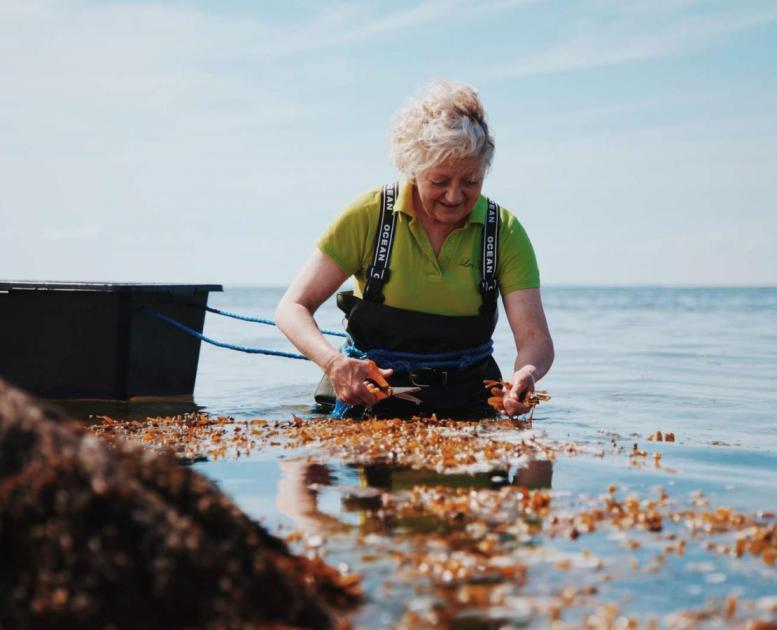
top-left (325, 355), bottom-right (394, 407)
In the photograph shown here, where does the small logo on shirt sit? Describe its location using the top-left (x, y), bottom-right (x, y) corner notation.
top-left (459, 258), bottom-right (474, 268)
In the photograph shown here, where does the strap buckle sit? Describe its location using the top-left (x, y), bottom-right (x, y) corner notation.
top-left (479, 279), bottom-right (499, 314)
top-left (363, 276), bottom-right (387, 303)
top-left (479, 279), bottom-right (498, 293)
top-left (409, 368), bottom-right (448, 387)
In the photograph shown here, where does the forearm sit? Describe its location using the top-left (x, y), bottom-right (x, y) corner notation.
top-left (512, 333), bottom-right (554, 381)
top-left (275, 300), bottom-right (340, 370)
top-left (275, 249), bottom-right (351, 371)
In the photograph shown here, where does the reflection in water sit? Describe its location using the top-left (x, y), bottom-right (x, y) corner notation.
top-left (352, 460), bottom-right (553, 536)
top-left (276, 459), bottom-right (348, 535)
top-left (275, 457), bottom-right (553, 538)
top-left (512, 459), bottom-right (553, 489)
top-left (357, 459), bottom-right (553, 492)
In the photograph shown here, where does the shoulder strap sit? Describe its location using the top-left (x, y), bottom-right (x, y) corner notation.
top-left (479, 198), bottom-right (500, 314)
top-left (363, 183), bottom-right (399, 303)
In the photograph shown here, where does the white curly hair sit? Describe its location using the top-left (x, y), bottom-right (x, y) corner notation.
top-left (390, 80), bottom-right (495, 180)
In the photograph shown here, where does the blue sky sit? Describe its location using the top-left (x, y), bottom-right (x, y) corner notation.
top-left (2, 0), bottom-right (776, 286)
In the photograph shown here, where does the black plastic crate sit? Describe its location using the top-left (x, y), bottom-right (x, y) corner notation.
top-left (0, 281), bottom-right (222, 399)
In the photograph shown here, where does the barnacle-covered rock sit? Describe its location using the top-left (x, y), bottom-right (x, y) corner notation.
top-left (0, 378), bottom-right (359, 629)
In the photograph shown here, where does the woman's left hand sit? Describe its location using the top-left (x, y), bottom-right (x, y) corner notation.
top-left (503, 366), bottom-right (536, 416)
top-left (502, 288), bottom-right (554, 417)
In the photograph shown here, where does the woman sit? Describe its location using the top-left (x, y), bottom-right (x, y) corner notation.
top-left (276, 81), bottom-right (554, 419)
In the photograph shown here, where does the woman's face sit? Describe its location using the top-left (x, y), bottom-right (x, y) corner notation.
top-left (413, 157), bottom-right (485, 227)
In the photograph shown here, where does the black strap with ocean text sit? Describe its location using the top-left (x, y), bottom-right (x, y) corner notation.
top-left (479, 198), bottom-right (500, 314)
top-left (363, 182), bottom-right (399, 303)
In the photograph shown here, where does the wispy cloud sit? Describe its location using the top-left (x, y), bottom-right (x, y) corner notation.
top-left (0, 0), bottom-right (536, 115)
top-left (240, 0), bottom-right (537, 58)
top-left (490, 4), bottom-right (777, 79)
top-left (347, 0), bottom-right (538, 40)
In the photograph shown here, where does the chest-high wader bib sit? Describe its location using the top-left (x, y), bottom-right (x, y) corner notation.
top-left (314, 183), bottom-right (502, 419)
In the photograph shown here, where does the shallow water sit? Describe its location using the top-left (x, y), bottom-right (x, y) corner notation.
top-left (78, 287), bottom-right (777, 626)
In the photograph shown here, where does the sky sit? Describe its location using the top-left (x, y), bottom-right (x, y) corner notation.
top-left (1, 0), bottom-right (776, 287)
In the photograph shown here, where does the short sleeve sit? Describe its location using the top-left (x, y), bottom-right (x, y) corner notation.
top-left (316, 188), bottom-right (381, 277)
top-left (497, 209), bottom-right (541, 295)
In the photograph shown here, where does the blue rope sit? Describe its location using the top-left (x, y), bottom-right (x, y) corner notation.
top-left (144, 309), bottom-right (309, 360)
top-left (332, 399), bottom-right (352, 419)
top-left (204, 306), bottom-right (347, 338)
top-left (144, 308), bottom-right (494, 419)
top-left (340, 338), bottom-right (493, 372)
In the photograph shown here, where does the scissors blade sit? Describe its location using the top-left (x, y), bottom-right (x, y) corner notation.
top-left (366, 381), bottom-right (423, 405)
top-left (389, 386), bottom-right (422, 405)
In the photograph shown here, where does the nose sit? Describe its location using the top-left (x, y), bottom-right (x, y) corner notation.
top-left (443, 185), bottom-right (464, 205)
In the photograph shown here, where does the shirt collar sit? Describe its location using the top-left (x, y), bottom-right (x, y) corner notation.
top-left (394, 180), bottom-right (488, 225)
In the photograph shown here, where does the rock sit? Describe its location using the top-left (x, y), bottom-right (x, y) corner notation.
top-left (0, 378), bottom-right (359, 629)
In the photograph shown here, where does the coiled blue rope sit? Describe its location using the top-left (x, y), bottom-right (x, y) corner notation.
top-left (332, 399), bottom-right (353, 419)
top-left (340, 338), bottom-right (494, 372)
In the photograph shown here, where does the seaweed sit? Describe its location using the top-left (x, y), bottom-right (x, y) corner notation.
top-left (0, 378), bottom-right (360, 629)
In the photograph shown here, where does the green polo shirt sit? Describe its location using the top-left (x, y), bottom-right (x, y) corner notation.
top-left (317, 181), bottom-right (540, 316)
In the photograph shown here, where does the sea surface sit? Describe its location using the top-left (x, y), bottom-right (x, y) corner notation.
top-left (85, 287), bottom-right (777, 626)
top-left (198, 286), bottom-right (777, 448)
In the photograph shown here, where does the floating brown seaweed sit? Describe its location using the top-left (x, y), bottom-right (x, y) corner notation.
top-left (484, 379), bottom-right (551, 420)
top-left (647, 430), bottom-right (676, 442)
top-left (82, 405), bottom-right (777, 626)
